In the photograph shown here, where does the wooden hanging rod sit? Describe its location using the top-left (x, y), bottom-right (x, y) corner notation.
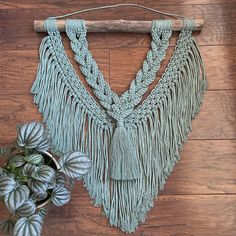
top-left (34, 19), bottom-right (204, 33)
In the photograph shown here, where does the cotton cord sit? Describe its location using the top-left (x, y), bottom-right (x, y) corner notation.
top-left (31, 13), bottom-right (207, 233)
top-left (47, 3), bottom-right (190, 20)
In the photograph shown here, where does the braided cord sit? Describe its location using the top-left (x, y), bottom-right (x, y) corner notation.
top-left (65, 19), bottom-right (172, 120)
top-left (126, 19), bottom-right (196, 125)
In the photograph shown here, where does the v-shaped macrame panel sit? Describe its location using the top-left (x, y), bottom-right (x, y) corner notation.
top-left (31, 18), bottom-right (207, 233)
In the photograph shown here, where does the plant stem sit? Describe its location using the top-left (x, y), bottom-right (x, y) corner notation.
top-left (24, 148), bottom-right (28, 157)
top-left (46, 158), bottom-right (52, 166)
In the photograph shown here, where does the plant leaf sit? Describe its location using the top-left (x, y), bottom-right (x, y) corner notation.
top-left (0, 167), bottom-right (8, 178)
top-left (37, 208), bottom-right (47, 219)
top-left (51, 186), bottom-right (71, 206)
top-left (25, 154), bottom-right (43, 165)
top-left (30, 191), bottom-right (48, 202)
top-left (36, 133), bottom-right (50, 152)
top-left (22, 163), bottom-right (37, 176)
top-left (8, 155), bottom-right (26, 168)
top-left (15, 200), bottom-right (36, 217)
top-left (56, 171), bottom-right (66, 186)
top-left (0, 219), bottom-right (15, 235)
top-left (33, 165), bottom-right (56, 183)
top-left (0, 176), bottom-right (17, 197)
top-left (28, 179), bottom-right (47, 193)
top-left (58, 151), bottom-right (91, 178)
top-left (0, 146), bottom-right (12, 156)
top-left (46, 178), bottom-right (56, 189)
top-left (13, 215), bottom-right (42, 236)
top-left (16, 122), bottom-right (45, 149)
top-left (4, 185), bottom-right (30, 211)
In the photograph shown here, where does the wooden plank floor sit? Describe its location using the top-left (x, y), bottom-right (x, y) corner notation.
top-left (0, 1), bottom-right (236, 235)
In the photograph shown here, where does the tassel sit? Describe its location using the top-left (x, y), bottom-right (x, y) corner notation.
top-left (110, 119), bottom-right (141, 180)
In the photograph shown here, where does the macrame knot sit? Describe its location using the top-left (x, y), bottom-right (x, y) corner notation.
top-left (110, 118), bottom-right (141, 180)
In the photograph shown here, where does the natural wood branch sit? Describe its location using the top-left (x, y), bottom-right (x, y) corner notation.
top-left (34, 19), bottom-right (204, 33)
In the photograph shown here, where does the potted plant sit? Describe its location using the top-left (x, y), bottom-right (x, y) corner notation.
top-left (0, 121), bottom-right (91, 236)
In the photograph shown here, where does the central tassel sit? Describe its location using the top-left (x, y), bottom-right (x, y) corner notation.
top-left (110, 119), bottom-right (141, 180)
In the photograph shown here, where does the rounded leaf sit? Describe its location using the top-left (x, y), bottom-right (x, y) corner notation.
top-left (28, 178), bottom-right (47, 192)
top-left (46, 179), bottom-right (56, 189)
top-left (5, 185), bottom-right (30, 211)
top-left (36, 134), bottom-right (50, 152)
top-left (30, 191), bottom-right (47, 202)
top-left (8, 155), bottom-right (25, 168)
top-left (33, 165), bottom-right (56, 183)
top-left (51, 186), bottom-right (71, 206)
top-left (0, 167), bottom-right (7, 178)
top-left (25, 154), bottom-right (43, 165)
top-left (58, 151), bottom-right (91, 178)
top-left (13, 215), bottom-right (42, 236)
top-left (15, 200), bottom-right (36, 217)
top-left (37, 208), bottom-right (47, 219)
top-left (22, 163), bottom-right (37, 176)
top-left (0, 219), bottom-right (15, 235)
top-left (0, 146), bottom-right (12, 156)
top-left (0, 176), bottom-right (17, 197)
top-left (56, 171), bottom-right (66, 186)
top-left (16, 122), bottom-right (45, 149)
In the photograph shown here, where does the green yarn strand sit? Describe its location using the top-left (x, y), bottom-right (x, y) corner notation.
top-left (31, 18), bottom-right (207, 233)
top-left (110, 123), bottom-right (141, 180)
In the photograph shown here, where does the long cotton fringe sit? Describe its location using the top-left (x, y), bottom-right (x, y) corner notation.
top-left (107, 37), bottom-right (207, 233)
top-left (31, 34), bottom-right (207, 233)
top-left (31, 36), bottom-right (112, 215)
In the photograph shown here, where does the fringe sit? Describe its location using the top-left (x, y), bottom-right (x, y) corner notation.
top-left (31, 31), bottom-right (207, 233)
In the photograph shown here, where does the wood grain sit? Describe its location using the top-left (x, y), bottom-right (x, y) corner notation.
top-left (0, 4), bottom-right (236, 51)
top-left (1, 45), bottom-right (236, 95)
top-left (109, 46), bottom-right (236, 92)
top-left (0, 91), bottom-right (235, 142)
top-left (1, 0), bottom-right (236, 9)
top-left (0, 0), bottom-right (236, 235)
top-left (1, 193), bottom-right (236, 236)
top-left (34, 19), bottom-right (204, 33)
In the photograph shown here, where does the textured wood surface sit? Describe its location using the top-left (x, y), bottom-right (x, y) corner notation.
top-left (34, 19), bottom-right (204, 32)
top-left (0, 1), bottom-right (236, 236)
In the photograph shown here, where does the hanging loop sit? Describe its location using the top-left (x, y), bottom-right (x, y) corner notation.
top-left (34, 3), bottom-right (204, 33)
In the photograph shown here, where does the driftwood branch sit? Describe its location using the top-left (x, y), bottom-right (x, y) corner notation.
top-left (34, 19), bottom-right (204, 33)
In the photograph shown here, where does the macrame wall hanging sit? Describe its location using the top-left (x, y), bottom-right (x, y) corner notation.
top-left (32, 3), bottom-right (208, 233)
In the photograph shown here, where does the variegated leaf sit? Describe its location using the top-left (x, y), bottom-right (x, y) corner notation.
top-left (16, 122), bottom-right (45, 149)
top-left (36, 133), bottom-right (50, 152)
top-left (30, 191), bottom-right (47, 202)
top-left (0, 167), bottom-right (7, 178)
top-left (15, 200), bottom-right (36, 217)
top-left (22, 163), bottom-right (37, 176)
top-left (33, 165), bottom-right (56, 183)
top-left (24, 154), bottom-right (43, 165)
top-left (8, 155), bottom-right (26, 168)
top-left (4, 185), bottom-right (30, 211)
top-left (37, 208), bottom-right (47, 219)
top-left (0, 176), bottom-right (17, 197)
top-left (51, 186), bottom-right (71, 206)
top-left (0, 219), bottom-right (15, 235)
top-left (56, 171), bottom-right (66, 186)
top-left (13, 215), bottom-right (42, 236)
top-left (58, 151), bottom-right (91, 178)
top-left (0, 146), bottom-right (12, 156)
top-left (28, 179), bottom-right (47, 193)
top-left (46, 178), bottom-right (56, 189)
top-left (37, 156), bottom-right (45, 166)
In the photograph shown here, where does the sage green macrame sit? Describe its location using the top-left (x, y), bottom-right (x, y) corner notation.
top-left (31, 18), bottom-right (208, 233)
